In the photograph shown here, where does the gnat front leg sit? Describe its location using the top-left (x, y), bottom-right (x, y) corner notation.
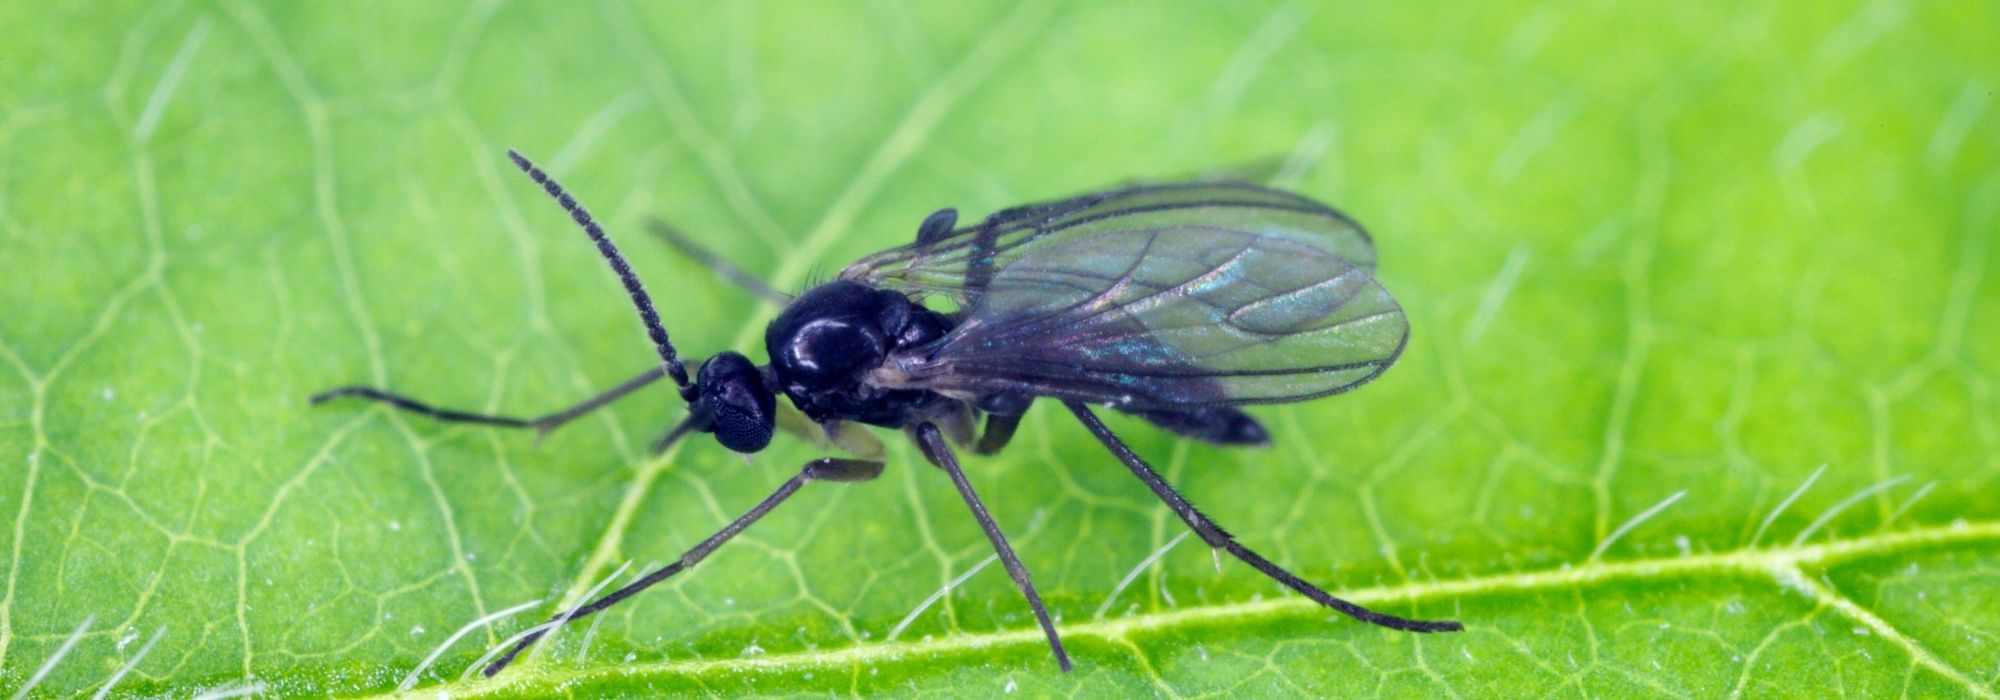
top-left (481, 456), bottom-right (883, 677)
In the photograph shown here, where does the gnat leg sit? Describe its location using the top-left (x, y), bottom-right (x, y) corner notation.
top-left (972, 411), bottom-right (1024, 455)
top-left (311, 366), bottom-right (667, 438)
top-left (650, 409), bottom-right (710, 455)
top-left (1063, 401), bottom-right (1462, 634)
top-left (646, 219), bottom-right (790, 305)
top-left (972, 393), bottom-right (1032, 455)
top-left (482, 456), bottom-right (883, 677)
top-left (912, 422), bottom-right (1073, 671)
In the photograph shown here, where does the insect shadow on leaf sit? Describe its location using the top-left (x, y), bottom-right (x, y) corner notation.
top-left (311, 149), bottom-right (1461, 678)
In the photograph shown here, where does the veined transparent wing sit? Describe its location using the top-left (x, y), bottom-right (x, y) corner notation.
top-left (842, 182), bottom-right (1379, 306)
top-left (850, 183), bottom-right (1409, 409)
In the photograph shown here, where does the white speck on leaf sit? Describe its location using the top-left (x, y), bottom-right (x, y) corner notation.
top-left (101, 387), bottom-right (115, 401)
top-left (1771, 566), bottom-right (1815, 597)
top-left (411, 625), bottom-right (425, 636)
top-left (1674, 534), bottom-right (1691, 555)
top-left (741, 641), bottom-right (765, 657)
top-left (117, 628), bottom-right (139, 651)
top-left (625, 652), bottom-right (636, 662)
top-left (1854, 626), bottom-right (1871, 636)
top-left (388, 520), bottom-right (402, 532)
top-left (1004, 677), bottom-right (1018, 693)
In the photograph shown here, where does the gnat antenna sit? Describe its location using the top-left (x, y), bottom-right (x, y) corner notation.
top-left (506, 149), bottom-right (693, 398)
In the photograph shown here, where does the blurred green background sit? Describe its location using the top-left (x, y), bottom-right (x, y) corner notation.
top-left (2, 1), bottom-right (1996, 697)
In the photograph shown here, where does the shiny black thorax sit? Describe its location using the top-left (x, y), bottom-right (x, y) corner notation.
top-left (762, 280), bottom-right (956, 427)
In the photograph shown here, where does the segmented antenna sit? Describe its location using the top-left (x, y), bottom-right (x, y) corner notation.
top-left (507, 150), bottom-right (692, 394)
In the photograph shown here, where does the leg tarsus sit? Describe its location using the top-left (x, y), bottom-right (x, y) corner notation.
top-left (1063, 400), bottom-right (1462, 634)
top-left (914, 423), bottom-right (1073, 671)
top-left (482, 454), bottom-right (882, 677)
top-left (309, 385), bottom-right (532, 429)
top-left (313, 366), bottom-right (669, 438)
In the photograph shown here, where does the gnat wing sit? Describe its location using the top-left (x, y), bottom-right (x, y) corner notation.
top-left (840, 182), bottom-right (1379, 307)
top-left (854, 182), bottom-right (1407, 409)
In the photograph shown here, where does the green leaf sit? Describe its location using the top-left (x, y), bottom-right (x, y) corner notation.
top-left (4, 1), bottom-right (1996, 697)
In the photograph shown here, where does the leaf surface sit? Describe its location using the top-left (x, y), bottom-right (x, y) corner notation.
top-left (2, 1), bottom-right (1996, 697)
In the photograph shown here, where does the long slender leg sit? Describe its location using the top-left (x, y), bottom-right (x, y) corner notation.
top-left (1063, 401), bottom-right (1462, 633)
top-left (912, 423), bottom-right (1072, 671)
top-left (646, 219), bottom-right (789, 305)
top-left (311, 366), bottom-right (667, 437)
top-left (482, 456), bottom-right (884, 677)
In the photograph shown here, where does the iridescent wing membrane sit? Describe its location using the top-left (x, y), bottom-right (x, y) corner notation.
top-left (843, 183), bottom-right (1408, 409)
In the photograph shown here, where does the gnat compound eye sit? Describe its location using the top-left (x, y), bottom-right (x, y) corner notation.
top-left (698, 352), bottom-right (775, 453)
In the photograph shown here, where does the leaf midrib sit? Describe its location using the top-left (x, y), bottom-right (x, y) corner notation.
top-left (379, 519), bottom-right (2000, 699)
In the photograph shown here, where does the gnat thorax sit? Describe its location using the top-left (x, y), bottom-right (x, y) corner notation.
top-left (764, 280), bottom-right (951, 424)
